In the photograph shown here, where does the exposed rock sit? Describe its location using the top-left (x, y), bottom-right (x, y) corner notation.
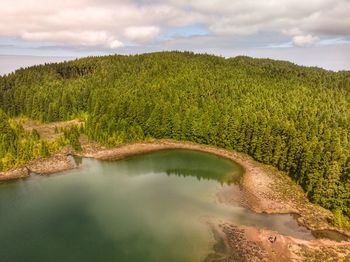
top-left (0, 167), bottom-right (30, 181)
top-left (27, 154), bottom-right (76, 175)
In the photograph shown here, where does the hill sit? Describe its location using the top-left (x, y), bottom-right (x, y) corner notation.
top-left (0, 51), bottom-right (349, 223)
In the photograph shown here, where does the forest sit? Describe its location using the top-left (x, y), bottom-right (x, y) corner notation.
top-left (0, 51), bottom-right (349, 224)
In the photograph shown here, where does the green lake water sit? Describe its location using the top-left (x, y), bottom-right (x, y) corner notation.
top-left (0, 149), bottom-right (315, 262)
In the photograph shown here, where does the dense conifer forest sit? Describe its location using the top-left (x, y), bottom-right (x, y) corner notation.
top-left (0, 51), bottom-right (350, 223)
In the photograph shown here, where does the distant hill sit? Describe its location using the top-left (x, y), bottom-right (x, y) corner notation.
top-left (0, 51), bottom-right (349, 223)
top-left (0, 55), bottom-right (74, 76)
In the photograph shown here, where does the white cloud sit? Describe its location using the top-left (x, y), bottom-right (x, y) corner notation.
top-left (0, 0), bottom-right (169, 47)
top-left (292, 34), bottom-right (320, 47)
top-left (22, 31), bottom-right (111, 46)
top-left (163, 0), bottom-right (350, 45)
top-left (0, 0), bottom-right (349, 50)
top-left (110, 40), bottom-right (124, 49)
top-left (124, 26), bottom-right (160, 42)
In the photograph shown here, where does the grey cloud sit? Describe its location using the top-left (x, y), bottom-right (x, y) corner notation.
top-left (1, 0), bottom-right (349, 48)
top-left (0, 0), bottom-right (349, 71)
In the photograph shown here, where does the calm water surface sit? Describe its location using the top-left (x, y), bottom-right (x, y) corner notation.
top-left (0, 150), bottom-right (314, 262)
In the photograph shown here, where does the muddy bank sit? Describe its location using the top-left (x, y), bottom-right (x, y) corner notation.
top-left (0, 153), bottom-right (76, 181)
top-left (237, 153), bottom-right (350, 237)
top-left (26, 154), bottom-right (76, 175)
top-left (206, 220), bottom-right (350, 262)
top-left (205, 220), bottom-right (270, 262)
top-left (0, 167), bottom-right (30, 181)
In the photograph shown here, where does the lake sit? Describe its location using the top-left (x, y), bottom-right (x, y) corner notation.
top-left (0, 149), bottom-right (314, 262)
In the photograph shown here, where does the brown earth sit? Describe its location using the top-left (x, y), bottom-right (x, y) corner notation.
top-left (0, 167), bottom-right (30, 181)
top-left (15, 118), bottom-right (84, 141)
top-left (0, 152), bottom-right (76, 181)
top-left (26, 153), bottom-right (77, 175)
top-left (206, 220), bottom-right (350, 262)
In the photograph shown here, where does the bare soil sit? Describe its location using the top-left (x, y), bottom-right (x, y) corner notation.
top-left (206, 220), bottom-right (350, 262)
top-left (15, 118), bottom-right (84, 141)
top-left (26, 153), bottom-right (76, 175)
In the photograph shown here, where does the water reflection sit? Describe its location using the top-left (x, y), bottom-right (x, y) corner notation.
top-left (0, 149), bottom-right (333, 262)
top-left (111, 149), bottom-right (243, 184)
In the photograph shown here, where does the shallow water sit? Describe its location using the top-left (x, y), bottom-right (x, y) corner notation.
top-left (0, 149), bottom-right (314, 262)
top-left (312, 230), bottom-right (350, 242)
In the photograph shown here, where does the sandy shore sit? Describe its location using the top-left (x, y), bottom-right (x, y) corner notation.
top-left (1, 139), bottom-right (349, 260)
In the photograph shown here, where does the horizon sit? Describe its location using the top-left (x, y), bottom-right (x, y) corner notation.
top-left (1, 49), bottom-right (349, 76)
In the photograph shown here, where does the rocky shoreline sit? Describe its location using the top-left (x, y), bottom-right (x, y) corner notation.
top-left (0, 153), bottom-right (76, 181)
top-left (0, 167), bottom-right (30, 181)
top-left (79, 140), bottom-right (350, 235)
top-left (1, 139), bottom-right (349, 261)
top-left (206, 219), bottom-right (350, 262)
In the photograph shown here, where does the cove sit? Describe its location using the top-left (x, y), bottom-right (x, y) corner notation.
top-left (0, 149), bottom-right (315, 262)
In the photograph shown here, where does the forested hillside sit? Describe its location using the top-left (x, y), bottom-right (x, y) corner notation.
top-left (0, 51), bottom-right (349, 222)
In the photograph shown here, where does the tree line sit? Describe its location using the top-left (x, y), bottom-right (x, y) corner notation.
top-left (0, 51), bottom-right (349, 224)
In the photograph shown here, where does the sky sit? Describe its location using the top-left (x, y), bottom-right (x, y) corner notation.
top-left (0, 0), bottom-right (350, 74)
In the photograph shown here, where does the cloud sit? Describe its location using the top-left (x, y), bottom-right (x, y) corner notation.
top-left (0, 0), bottom-right (171, 48)
top-left (0, 0), bottom-right (349, 50)
top-left (124, 26), bottom-right (160, 42)
top-left (110, 40), bottom-right (124, 49)
top-left (21, 31), bottom-right (124, 49)
top-left (292, 34), bottom-right (320, 47)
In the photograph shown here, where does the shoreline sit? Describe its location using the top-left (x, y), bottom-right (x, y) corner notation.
top-left (81, 140), bottom-right (350, 236)
top-left (206, 218), bottom-right (350, 261)
top-left (1, 139), bottom-right (349, 235)
top-left (1, 139), bottom-right (350, 260)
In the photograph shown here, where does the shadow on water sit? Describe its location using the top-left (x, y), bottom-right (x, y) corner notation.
top-left (165, 168), bottom-right (240, 185)
top-left (112, 149), bottom-right (243, 185)
top-left (4, 149), bottom-right (346, 242)
top-left (103, 149), bottom-right (349, 242)
top-left (0, 149), bottom-right (348, 262)
top-left (70, 155), bottom-right (83, 166)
